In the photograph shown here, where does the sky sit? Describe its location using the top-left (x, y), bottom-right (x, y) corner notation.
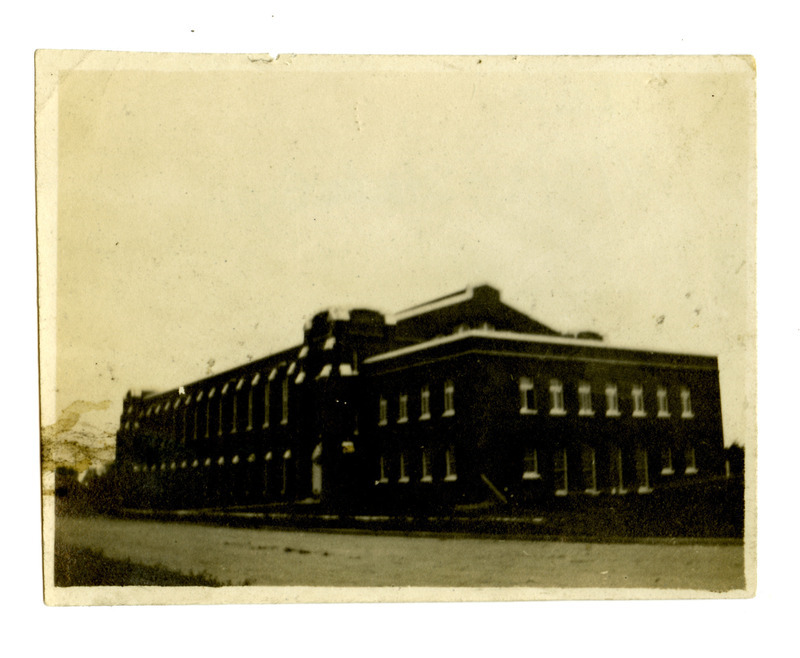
top-left (42, 53), bottom-right (755, 447)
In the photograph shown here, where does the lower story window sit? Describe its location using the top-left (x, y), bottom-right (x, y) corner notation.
top-left (610, 445), bottom-right (628, 495)
top-left (399, 452), bottom-right (409, 483)
top-left (582, 446), bottom-right (599, 494)
top-left (661, 447), bottom-right (675, 475)
top-left (445, 446), bottom-right (457, 481)
top-left (554, 448), bottom-right (568, 496)
top-left (523, 447), bottom-right (540, 480)
top-left (636, 448), bottom-right (653, 493)
top-left (685, 446), bottom-right (698, 475)
top-left (421, 448), bottom-right (432, 483)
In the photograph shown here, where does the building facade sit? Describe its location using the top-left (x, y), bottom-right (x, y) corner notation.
top-left (115, 285), bottom-right (734, 534)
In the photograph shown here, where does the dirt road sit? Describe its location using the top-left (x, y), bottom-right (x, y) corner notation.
top-left (54, 515), bottom-right (745, 591)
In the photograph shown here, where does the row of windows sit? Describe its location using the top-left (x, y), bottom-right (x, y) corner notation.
top-left (126, 378), bottom-right (291, 442)
top-left (377, 446), bottom-right (458, 484)
top-left (379, 381), bottom-right (454, 426)
top-left (529, 444), bottom-right (698, 495)
top-left (520, 379), bottom-right (694, 419)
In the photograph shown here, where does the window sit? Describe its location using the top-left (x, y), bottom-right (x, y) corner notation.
top-left (443, 380), bottom-right (455, 417)
top-left (681, 387), bottom-right (694, 418)
top-left (582, 446), bottom-right (599, 494)
top-left (246, 387), bottom-right (254, 431)
top-left (281, 449), bottom-right (292, 495)
top-left (420, 385), bottom-right (431, 420)
top-left (632, 385), bottom-right (646, 417)
top-left (519, 377), bottom-right (537, 414)
top-left (398, 393), bottom-right (408, 423)
top-left (262, 382), bottom-right (270, 429)
top-left (657, 386), bottom-right (670, 418)
top-left (231, 391), bottom-right (238, 434)
top-left (378, 396), bottom-right (388, 426)
top-left (610, 445), bottom-right (628, 495)
top-left (554, 448), bottom-right (568, 495)
top-left (398, 452), bottom-right (409, 483)
top-left (661, 447), bottom-right (674, 475)
top-left (685, 446), bottom-right (698, 475)
top-left (281, 378), bottom-right (289, 424)
top-left (378, 455), bottom-right (389, 484)
top-left (578, 382), bottom-right (594, 416)
top-left (549, 379), bottom-right (566, 415)
top-left (523, 447), bottom-right (540, 480)
top-left (421, 448), bottom-right (433, 482)
top-left (445, 446), bottom-right (457, 481)
top-left (605, 383), bottom-right (620, 417)
top-left (636, 448), bottom-right (653, 493)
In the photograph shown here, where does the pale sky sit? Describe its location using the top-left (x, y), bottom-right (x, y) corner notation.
top-left (45, 53), bottom-right (755, 446)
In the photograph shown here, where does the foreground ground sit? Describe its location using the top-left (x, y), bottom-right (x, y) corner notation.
top-left (53, 515), bottom-right (745, 590)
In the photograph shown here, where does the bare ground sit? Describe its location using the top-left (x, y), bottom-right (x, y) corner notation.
top-left (53, 515), bottom-right (744, 590)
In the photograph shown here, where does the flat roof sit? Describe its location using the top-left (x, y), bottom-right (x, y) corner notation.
top-left (363, 328), bottom-right (717, 368)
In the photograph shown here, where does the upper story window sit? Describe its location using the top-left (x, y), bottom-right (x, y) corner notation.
top-left (605, 383), bottom-right (620, 417)
top-left (262, 382), bottom-right (270, 429)
top-left (420, 385), bottom-right (431, 420)
top-left (578, 382), bottom-right (594, 416)
top-left (549, 379), bottom-right (566, 416)
top-left (657, 386), bottom-right (670, 418)
top-left (281, 377), bottom-right (289, 424)
top-left (522, 447), bottom-right (540, 480)
top-left (378, 396), bottom-right (388, 426)
top-left (632, 385), bottom-right (646, 417)
top-left (519, 377), bottom-right (537, 414)
top-left (680, 387), bottom-right (694, 418)
top-left (443, 380), bottom-right (455, 417)
top-left (398, 394), bottom-right (409, 423)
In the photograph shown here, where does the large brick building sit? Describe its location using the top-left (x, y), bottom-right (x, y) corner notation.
top-left (115, 285), bottom-right (735, 534)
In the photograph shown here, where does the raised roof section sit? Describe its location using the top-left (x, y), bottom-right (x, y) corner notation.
top-left (390, 284), bottom-right (562, 343)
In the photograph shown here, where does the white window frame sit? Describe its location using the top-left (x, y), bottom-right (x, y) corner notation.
top-left (443, 380), bottom-right (455, 417)
top-left (549, 379), bottom-right (566, 416)
top-left (398, 393), bottom-right (408, 423)
top-left (578, 382), bottom-right (594, 416)
top-left (657, 386), bottom-right (671, 418)
top-left (378, 455), bottom-right (389, 484)
top-left (522, 447), bottom-right (540, 480)
top-left (519, 377), bottom-right (537, 414)
top-left (681, 387), bottom-right (694, 418)
top-left (444, 446), bottom-right (457, 481)
top-left (419, 385), bottom-right (431, 420)
top-left (632, 384), bottom-right (646, 417)
top-left (378, 396), bottom-right (388, 426)
top-left (605, 383), bottom-right (620, 417)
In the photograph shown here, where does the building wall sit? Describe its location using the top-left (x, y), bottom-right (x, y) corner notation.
top-left (113, 286), bottom-right (733, 535)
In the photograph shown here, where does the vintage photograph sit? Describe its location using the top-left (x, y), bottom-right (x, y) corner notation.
top-left (37, 52), bottom-right (756, 604)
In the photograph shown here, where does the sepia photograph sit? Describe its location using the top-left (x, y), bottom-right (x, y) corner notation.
top-left (36, 51), bottom-right (756, 605)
